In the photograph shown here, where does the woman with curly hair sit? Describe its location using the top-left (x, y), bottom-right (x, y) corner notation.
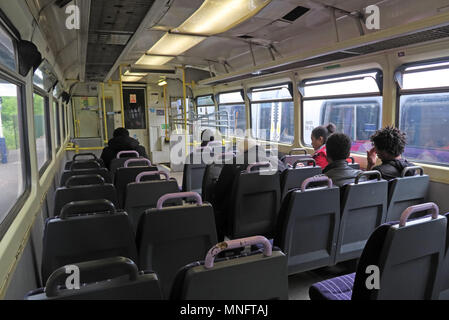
top-left (367, 126), bottom-right (415, 180)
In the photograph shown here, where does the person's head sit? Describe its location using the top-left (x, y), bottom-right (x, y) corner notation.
top-left (113, 127), bottom-right (129, 138)
top-left (370, 126), bottom-right (407, 161)
top-left (326, 133), bottom-right (352, 162)
top-left (201, 129), bottom-right (214, 143)
top-left (311, 123), bottom-right (336, 150)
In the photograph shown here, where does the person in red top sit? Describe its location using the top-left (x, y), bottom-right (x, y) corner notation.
top-left (311, 123), bottom-right (336, 169)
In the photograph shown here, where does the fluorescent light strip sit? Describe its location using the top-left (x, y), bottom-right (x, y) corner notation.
top-left (124, 70), bottom-right (148, 77)
top-left (136, 55), bottom-right (174, 66)
top-left (174, 0), bottom-right (271, 36)
top-left (122, 75), bottom-right (144, 82)
top-left (147, 33), bottom-right (206, 56)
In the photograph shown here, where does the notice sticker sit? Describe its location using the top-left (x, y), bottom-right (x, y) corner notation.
top-left (130, 94), bottom-right (137, 103)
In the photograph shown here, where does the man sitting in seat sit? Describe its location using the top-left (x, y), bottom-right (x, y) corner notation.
top-left (366, 126), bottom-right (415, 180)
top-left (323, 133), bottom-right (364, 187)
top-left (101, 127), bottom-right (148, 169)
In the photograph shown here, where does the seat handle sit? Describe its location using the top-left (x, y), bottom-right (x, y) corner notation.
top-left (65, 174), bottom-right (105, 188)
top-left (347, 156), bottom-right (355, 164)
top-left (301, 175), bottom-right (333, 191)
top-left (204, 236), bottom-right (272, 269)
top-left (355, 170), bottom-right (382, 184)
top-left (399, 202), bottom-right (439, 227)
top-left (156, 192), bottom-right (202, 209)
top-left (45, 257), bottom-right (138, 297)
top-left (73, 153), bottom-right (98, 161)
top-left (116, 150), bottom-right (139, 159)
top-left (246, 162), bottom-right (272, 173)
top-left (60, 199), bottom-right (116, 219)
top-left (401, 166), bottom-right (423, 177)
top-left (294, 159), bottom-right (316, 168)
top-left (124, 158), bottom-right (152, 168)
top-left (289, 148), bottom-right (308, 156)
top-left (135, 170), bottom-right (169, 183)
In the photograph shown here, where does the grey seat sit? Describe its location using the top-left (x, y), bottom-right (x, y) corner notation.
top-left (114, 158), bottom-right (158, 208)
top-left (386, 166), bottom-right (429, 222)
top-left (202, 163), bottom-right (224, 203)
top-left (60, 168), bottom-right (112, 187)
top-left (137, 192), bottom-right (217, 299)
top-left (279, 159), bottom-right (322, 201)
top-left (335, 171), bottom-right (388, 263)
top-left (170, 236), bottom-right (288, 300)
top-left (226, 163), bottom-right (281, 239)
top-left (437, 212), bottom-right (449, 299)
top-left (64, 153), bottom-right (104, 170)
top-left (65, 174), bottom-right (105, 188)
top-left (42, 200), bottom-right (137, 283)
top-left (124, 171), bottom-right (181, 232)
top-left (53, 184), bottom-right (118, 217)
top-left (280, 148), bottom-right (311, 167)
top-left (274, 176), bottom-right (340, 274)
top-left (310, 203), bottom-right (446, 300)
top-left (182, 163), bottom-right (207, 194)
top-left (26, 257), bottom-right (162, 300)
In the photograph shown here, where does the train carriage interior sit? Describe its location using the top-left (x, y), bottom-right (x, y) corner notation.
top-left (0, 0), bottom-right (449, 302)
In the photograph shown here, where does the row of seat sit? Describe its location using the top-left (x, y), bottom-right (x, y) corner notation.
top-left (309, 203), bottom-right (449, 300)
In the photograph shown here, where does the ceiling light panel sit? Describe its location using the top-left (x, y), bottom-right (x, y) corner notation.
top-left (174, 0), bottom-right (271, 35)
top-left (122, 75), bottom-right (144, 82)
top-left (136, 55), bottom-right (174, 66)
top-left (147, 33), bottom-right (206, 56)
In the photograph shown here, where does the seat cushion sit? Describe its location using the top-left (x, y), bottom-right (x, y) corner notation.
top-left (309, 273), bottom-right (355, 300)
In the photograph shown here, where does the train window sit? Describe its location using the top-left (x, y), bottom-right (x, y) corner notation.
top-left (196, 94), bottom-right (215, 118)
top-left (217, 90), bottom-right (246, 137)
top-left (300, 70), bottom-right (383, 152)
top-left (249, 84), bottom-right (294, 144)
top-left (0, 78), bottom-right (28, 225)
top-left (53, 101), bottom-right (61, 150)
top-left (33, 92), bottom-right (51, 173)
top-left (0, 25), bottom-right (16, 71)
top-left (396, 60), bottom-right (449, 165)
top-left (62, 103), bottom-right (67, 139)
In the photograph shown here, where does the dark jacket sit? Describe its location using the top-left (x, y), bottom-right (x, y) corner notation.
top-left (373, 159), bottom-right (415, 181)
top-left (323, 160), bottom-right (365, 187)
top-left (100, 135), bottom-right (148, 169)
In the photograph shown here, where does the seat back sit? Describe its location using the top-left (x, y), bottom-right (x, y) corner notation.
top-left (335, 171), bottom-right (388, 263)
top-left (437, 212), bottom-right (449, 299)
top-left (386, 166), bottom-right (429, 222)
top-left (109, 150), bottom-right (141, 173)
top-left (182, 163), bottom-right (207, 194)
top-left (275, 176), bottom-right (340, 274)
top-left (124, 171), bottom-right (181, 231)
top-left (42, 201), bottom-right (137, 283)
top-left (347, 157), bottom-right (360, 170)
top-left (202, 163), bottom-right (224, 202)
top-left (64, 153), bottom-right (104, 170)
top-left (279, 160), bottom-right (322, 201)
top-left (53, 184), bottom-right (118, 217)
top-left (27, 257), bottom-right (162, 300)
top-left (170, 236), bottom-right (288, 300)
top-left (352, 203), bottom-right (446, 300)
top-left (65, 174), bottom-right (105, 188)
top-left (228, 163), bottom-right (281, 239)
top-left (60, 168), bottom-right (112, 187)
top-left (137, 192), bottom-right (217, 298)
top-left (280, 148), bottom-right (310, 166)
top-left (114, 158), bottom-right (158, 207)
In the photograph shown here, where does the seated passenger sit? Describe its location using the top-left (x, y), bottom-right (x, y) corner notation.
top-left (367, 126), bottom-right (415, 180)
top-left (323, 133), bottom-right (364, 187)
top-left (100, 127), bottom-right (148, 169)
top-left (200, 129), bottom-right (215, 147)
top-left (311, 123), bottom-right (336, 168)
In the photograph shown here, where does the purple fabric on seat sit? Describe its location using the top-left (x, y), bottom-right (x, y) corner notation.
top-left (309, 273), bottom-right (355, 300)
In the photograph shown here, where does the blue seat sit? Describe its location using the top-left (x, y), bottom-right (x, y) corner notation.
top-left (310, 203), bottom-right (446, 300)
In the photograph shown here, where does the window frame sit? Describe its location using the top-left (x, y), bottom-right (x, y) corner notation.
top-left (216, 89), bottom-right (247, 137)
top-left (33, 86), bottom-right (52, 176)
top-left (0, 64), bottom-right (31, 240)
top-left (53, 100), bottom-right (61, 151)
top-left (395, 58), bottom-right (449, 167)
top-left (299, 68), bottom-right (384, 148)
top-left (248, 82), bottom-right (295, 145)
